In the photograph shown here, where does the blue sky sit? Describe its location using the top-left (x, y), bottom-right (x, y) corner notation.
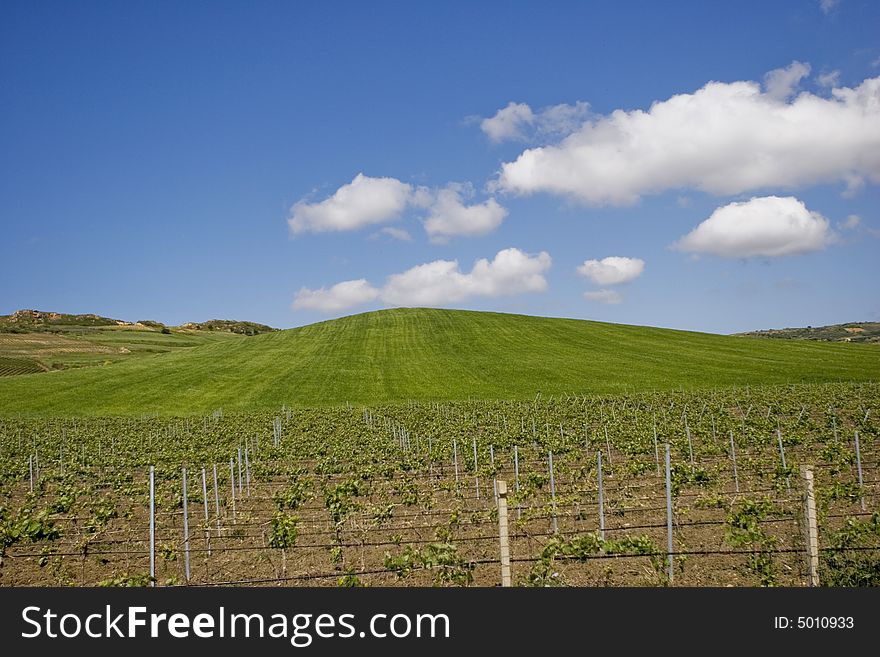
top-left (1, 0), bottom-right (878, 333)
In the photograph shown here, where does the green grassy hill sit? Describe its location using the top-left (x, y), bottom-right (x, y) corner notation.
top-left (0, 308), bottom-right (878, 416)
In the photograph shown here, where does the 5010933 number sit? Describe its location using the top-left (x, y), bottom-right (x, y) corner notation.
top-left (775, 617), bottom-right (854, 629)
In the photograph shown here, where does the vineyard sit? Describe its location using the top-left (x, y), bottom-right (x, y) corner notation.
top-left (0, 357), bottom-right (45, 377)
top-left (1, 381), bottom-right (878, 587)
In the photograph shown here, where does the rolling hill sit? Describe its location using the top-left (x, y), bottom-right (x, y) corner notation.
top-left (0, 307), bottom-right (878, 416)
top-left (0, 310), bottom-right (277, 376)
top-left (736, 321), bottom-right (880, 344)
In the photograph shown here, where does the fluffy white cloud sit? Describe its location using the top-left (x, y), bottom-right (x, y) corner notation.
top-left (763, 61), bottom-right (811, 101)
top-left (293, 248), bottom-right (551, 312)
top-left (577, 256), bottom-right (645, 286)
top-left (289, 174), bottom-right (506, 240)
top-left (292, 279), bottom-right (380, 312)
top-left (423, 184), bottom-right (508, 242)
top-left (498, 69), bottom-right (880, 204)
top-left (819, 0), bottom-right (840, 14)
top-left (382, 248), bottom-right (551, 305)
top-left (583, 289), bottom-right (622, 305)
top-left (481, 102), bottom-right (535, 142)
top-left (288, 174), bottom-right (420, 234)
top-left (382, 260), bottom-right (474, 306)
top-left (673, 196), bottom-right (834, 258)
top-left (481, 101), bottom-right (590, 143)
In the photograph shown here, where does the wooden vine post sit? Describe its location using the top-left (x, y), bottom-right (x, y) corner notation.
top-left (800, 466), bottom-right (820, 587)
top-left (497, 480), bottom-right (511, 587)
top-left (664, 444), bottom-right (674, 584)
top-left (149, 465), bottom-right (156, 587)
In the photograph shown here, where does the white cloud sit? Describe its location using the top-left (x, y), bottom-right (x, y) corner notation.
top-left (289, 174), bottom-right (506, 241)
top-left (379, 226), bottom-right (413, 241)
top-left (583, 289), bottom-right (622, 305)
top-left (534, 101), bottom-right (591, 138)
top-left (382, 248), bottom-right (551, 305)
top-left (480, 101), bottom-right (590, 143)
top-left (763, 61), bottom-right (811, 101)
top-left (288, 173), bottom-right (420, 234)
top-left (292, 248), bottom-right (552, 312)
top-left (819, 0), bottom-right (840, 14)
top-left (497, 69), bottom-right (880, 205)
top-left (292, 279), bottom-right (380, 312)
top-left (816, 69), bottom-right (841, 88)
top-left (840, 214), bottom-right (861, 230)
top-left (577, 257), bottom-right (645, 286)
top-left (481, 102), bottom-right (535, 142)
top-left (409, 186), bottom-right (434, 209)
top-left (673, 196), bottom-right (834, 258)
top-left (423, 183), bottom-right (508, 242)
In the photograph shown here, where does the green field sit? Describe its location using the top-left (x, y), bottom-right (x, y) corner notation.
top-left (0, 308), bottom-right (877, 416)
top-left (0, 325), bottom-right (248, 375)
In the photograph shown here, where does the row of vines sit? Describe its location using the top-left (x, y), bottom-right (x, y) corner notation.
top-left (0, 381), bottom-right (877, 586)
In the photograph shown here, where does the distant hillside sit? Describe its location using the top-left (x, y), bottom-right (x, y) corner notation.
top-left (178, 319), bottom-right (278, 336)
top-left (737, 322), bottom-right (880, 344)
top-left (0, 309), bottom-right (277, 377)
top-left (1, 309), bottom-right (278, 335)
top-left (0, 309), bottom-right (125, 332)
top-left (1, 308), bottom-right (878, 416)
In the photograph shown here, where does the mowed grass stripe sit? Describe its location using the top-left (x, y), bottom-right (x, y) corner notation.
top-left (0, 308), bottom-right (877, 416)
